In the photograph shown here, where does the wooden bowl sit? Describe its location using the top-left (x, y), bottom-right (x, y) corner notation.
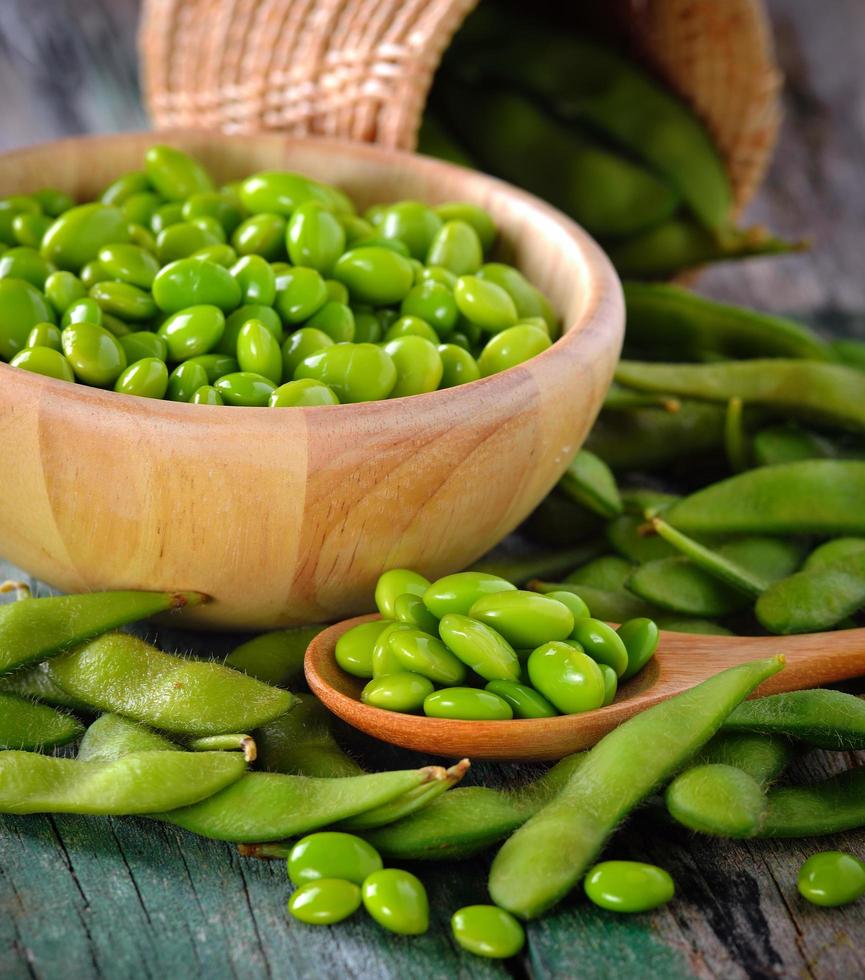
top-left (306, 615), bottom-right (865, 761)
top-left (0, 131), bottom-right (624, 629)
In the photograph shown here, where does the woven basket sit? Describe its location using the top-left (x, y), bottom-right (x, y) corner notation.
top-left (139, 0), bottom-right (782, 213)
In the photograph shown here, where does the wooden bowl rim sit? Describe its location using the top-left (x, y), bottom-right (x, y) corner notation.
top-left (0, 129), bottom-right (622, 419)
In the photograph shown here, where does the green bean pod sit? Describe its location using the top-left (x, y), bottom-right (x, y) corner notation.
top-left (0, 749), bottom-right (246, 815)
top-left (661, 461), bottom-right (865, 535)
top-left (0, 692), bottom-right (84, 749)
top-left (622, 283), bottom-right (827, 361)
top-left (255, 694), bottom-right (364, 779)
top-left (436, 85), bottom-right (681, 239)
top-left (451, 26), bottom-right (730, 232)
top-left (608, 219), bottom-right (803, 279)
top-left (224, 626), bottom-right (324, 688)
top-left (362, 754), bottom-right (585, 861)
top-left (756, 549), bottom-right (865, 633)
top-left (557, 450), bottom-right (622, 519)
top-left (664, 731), bottom-right (796, 837)
top-left (723, 689), bottom-right (865, 749)
top-left (339, 759), bottom-right (470, 831)
top-left (586, 400), bottom-right (727, 473)
top-left (0, 589), bottom-right (206, 675)
top-left (759, 766), bottom-right (865, 837)
top-left (488, 655), bottom-right (784, 918)
top-left (46, 633), bottom-right (295, 736)
top-left (160, 766), bottom-right (451, 843)
top-left (616, 361), bottom-right (865, 434)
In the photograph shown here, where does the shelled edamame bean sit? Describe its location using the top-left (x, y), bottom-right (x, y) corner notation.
top-left (337, 567), bottom-right (660, 720)
top-left (0, 145), bottom-right (560, 405)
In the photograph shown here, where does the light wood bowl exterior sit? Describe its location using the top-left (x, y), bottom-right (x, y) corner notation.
top-left (307, 616), bottom-right (865, 761)
top-left (0, 131), bottom-right (624, 629)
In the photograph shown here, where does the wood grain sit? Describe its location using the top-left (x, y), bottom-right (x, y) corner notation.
top-left (0, 131), bottom-right (623, 630)
top-left (3, 2), bottom-right (865, 979)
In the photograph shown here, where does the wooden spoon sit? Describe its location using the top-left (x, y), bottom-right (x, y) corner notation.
top-left (306, 615), bottom-right (865, 761)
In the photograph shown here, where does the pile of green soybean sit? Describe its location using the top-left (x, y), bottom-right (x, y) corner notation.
top-left (419, 4), bottom-right (800, 279)
top-left (515, 282), bottom-right (865, 637)
top-left (4, 585), bottom-right (865, 957)
top-left (337, 568), bottom-right (658, 719)
top-left (0, 145), bottom-right (559, 405)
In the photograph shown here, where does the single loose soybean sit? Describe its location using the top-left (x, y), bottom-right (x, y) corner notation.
top-left (584, 861), bottom-right (675, 912)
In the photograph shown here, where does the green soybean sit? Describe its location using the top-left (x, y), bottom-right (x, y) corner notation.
top-left (468, 591), bottom-right (574, 648)
top-left (362, 672), bottom-right (434, 712)
top-left (424, 687), bottom-right (513, 720)
top-left (153, 257), bottom-right (241, 314)
top-left (270, 378), bottom-right (338, 406)
top-left (388, 628), bottom-right (465, 685)
top-left (423, 571), bottom-right (515, 618)
top-left (332, 246), bottom-right (414, 305)
top-left (236, 318), bottom-right (282, 382)
top-left (288, 831), bottom-right (382, 885)
top-left (451, 905), bottom-right (525, 959)
top-left (0, 277), bottom-right (56, 360)
top-left (527, 641), bottom-right (606, 713)
top-left (214, 371), bottom-right (276, 406)
top-left (478, 323), bottom-right (551, 376)
top-left (383, 335), bottom-right (443, 396)
top-left (798, 852), bottom-right (865, 907)
top-left (0, 246), bottom-right (54, 288)
top-left (484, 679), bottom-right (557, 719)
top-left (584, 861), bottom-right (675, 913)
top-left (295, 343), bottom-right (396, 403)
top-left (114, 357), bottom-right (169, 398)
top-left (288, 879), bottom-right (362, 925)
top-left (617, 618), bottom-right (660, 681)
top-left (10, 347), bottom-right (74, 382)
top-left (362, 868), bottom-right (429, 935)
top-left (167, 361), bottom-right (209, 401)
top-left (401, 280), bottom-right (458, 334)
top-left (145, 145), bottom-right (213, 201)
top-left (40, 203), bottom-right (130, 271)
top-left (439, 613), bottom-right (520, 681)
top-left (572, 618), bottom-right (629, 676)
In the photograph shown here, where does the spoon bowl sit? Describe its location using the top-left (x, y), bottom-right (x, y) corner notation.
top-left (306, 616), bottom-right (865, 760)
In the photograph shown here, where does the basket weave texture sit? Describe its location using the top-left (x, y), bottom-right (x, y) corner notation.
top-left (139, 0), bottom-right (782, 212)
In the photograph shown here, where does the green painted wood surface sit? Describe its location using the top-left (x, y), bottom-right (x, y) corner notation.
top-left (3, 1), bottom-right (865, 977)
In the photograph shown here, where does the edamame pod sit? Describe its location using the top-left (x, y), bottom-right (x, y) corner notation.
top-left (46, 633), bottom-right (295, 735)
top-left (0, 692), bottom-right (84, 749)
top-left (0, 749), bottom-right (245, 815)
top-left (616, 361), bottom-right (865, 433)
top-left (723, 689), bottom-right (865, 749)
top-left (662, 461), bottom-right (865, 535)
top-left (622, 283), bottom-right (826, 361)
top-left (0, 589), bottom-right (205, 675)
top-left (759, 766), bottom-right (865, 837)
top-left (488, 656), bottom-right (784, 918)
top-left (558, 450), bottom-right (622, 519)
top-left (756, 548), bottom-right (865, 633)
top-left (586, 400), bottom-right (727, 473)
top-left (161, 765), bottom-right (450, 843)
top-left (224, 626), bottom-right (324, 688)
top-left (439, 85), bottom-right (680, 239)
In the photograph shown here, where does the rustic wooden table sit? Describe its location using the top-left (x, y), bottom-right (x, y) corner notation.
top-left (2, 1), bottom-right (864, 977)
